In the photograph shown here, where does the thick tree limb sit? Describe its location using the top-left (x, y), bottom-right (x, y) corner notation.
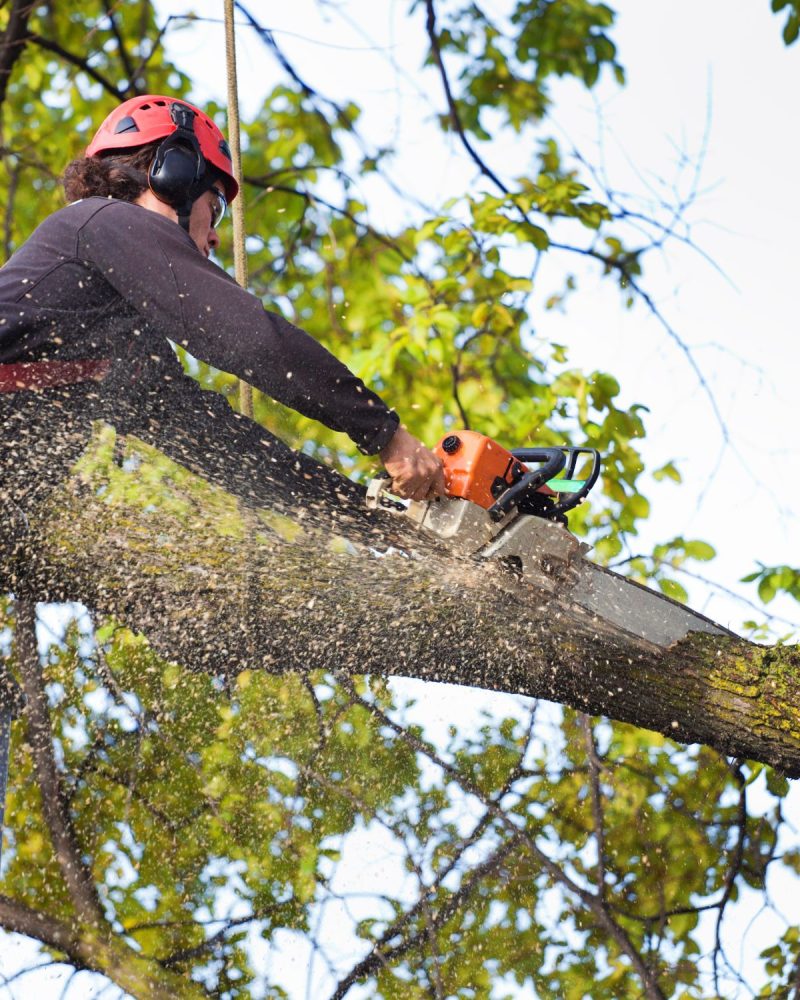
top-left (9, 424), bottom-right (800, 778)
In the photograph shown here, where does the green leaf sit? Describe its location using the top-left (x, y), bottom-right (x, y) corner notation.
top-left (765, 768), bottom-right (790, 797)
top-left (658, 577), bottom-right (689, 603)
top-left (684, 540), bottom-right (716, 561)
top-left (653, 462), bottom-right (682, 483)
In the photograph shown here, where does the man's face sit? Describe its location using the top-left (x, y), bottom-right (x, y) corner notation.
top-left (188, 185), bottom-right (226, 258)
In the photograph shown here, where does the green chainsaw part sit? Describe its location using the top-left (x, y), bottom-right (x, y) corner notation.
top-left (545, 478), bottom-right (585, 493)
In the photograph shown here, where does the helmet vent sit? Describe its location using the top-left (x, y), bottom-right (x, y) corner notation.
top-left (113, 115), bottom-right (140, 134)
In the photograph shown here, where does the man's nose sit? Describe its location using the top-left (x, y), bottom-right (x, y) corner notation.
top-left (208, 226), bottom-right (220, 250)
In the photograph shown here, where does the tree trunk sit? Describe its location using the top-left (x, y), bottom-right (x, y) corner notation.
top-left (6, 423), bottom-right (799, 775)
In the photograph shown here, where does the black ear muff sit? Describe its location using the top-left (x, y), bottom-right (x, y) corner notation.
top-left (148, 103), bottom-right (206, 231)
top-left (148, 140), bottom-right (203, 201)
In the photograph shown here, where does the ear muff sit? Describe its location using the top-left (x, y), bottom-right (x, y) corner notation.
top-left (149, 140), bottom-right (203, 201)
top-left (147, 103), bottom-right (207, 231)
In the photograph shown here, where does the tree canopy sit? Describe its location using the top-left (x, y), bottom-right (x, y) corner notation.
top-left (0, 1), bottom-right (798, 998)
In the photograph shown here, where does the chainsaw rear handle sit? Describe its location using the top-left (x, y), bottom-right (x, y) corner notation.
top-left (488, 447), bottom-right (566, 521)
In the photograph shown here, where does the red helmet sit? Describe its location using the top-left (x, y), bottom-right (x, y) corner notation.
top-left (86, 94), bottom-right (238, 202)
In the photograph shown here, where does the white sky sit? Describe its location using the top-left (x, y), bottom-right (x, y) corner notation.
top-left (1, 1), bottom-right (798, 997)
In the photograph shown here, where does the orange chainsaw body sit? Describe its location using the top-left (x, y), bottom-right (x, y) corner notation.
top-left (434, 431), bottom-right (553, 510)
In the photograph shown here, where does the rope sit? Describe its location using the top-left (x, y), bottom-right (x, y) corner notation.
top-left (224, 0), bottom-right (253, 418)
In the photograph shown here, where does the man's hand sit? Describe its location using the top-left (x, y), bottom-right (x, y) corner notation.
top-left (379, 425), bottom-right (446, 501)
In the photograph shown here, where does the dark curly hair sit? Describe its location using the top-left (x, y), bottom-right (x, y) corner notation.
top-left (62, 143), bottom-right (159, 203)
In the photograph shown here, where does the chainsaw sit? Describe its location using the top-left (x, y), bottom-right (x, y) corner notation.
top-left (367, 430), bottom-right (730, 648)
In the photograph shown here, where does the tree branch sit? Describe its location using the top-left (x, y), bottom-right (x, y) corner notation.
top-left (15, 598), bottom-right (107, 929)
top-left (0, 0), bottom-right (35, 112)
top-left (2, 152), bottom-right (20, 258)
top-left (0, 893), bottom-right (85, 958)
top-left (423, 0), bottom-right (729, 451)
top-left (580, 714), bottom-right (608, 898)
top-left (27, 33), bottom-right (124, 99)
top-left (329, 833), bottom-right (522, 999)
top-left (336, 676), bottom-right (667, 1000)
top-left (712, 761), bottom-right (748, 995)
top-left (101, 0), bottom-right (135, 86)
top-left (423, 0), bottom-right (509, 196)
top-left (234, 1), bottom-right (356, 136)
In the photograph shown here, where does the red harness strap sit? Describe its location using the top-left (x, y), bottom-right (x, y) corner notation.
top-left (0, 360), bottom-right (111, 393)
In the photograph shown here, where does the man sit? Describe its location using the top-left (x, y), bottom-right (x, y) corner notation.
top-left (0, 94), bottom-right (444, 524)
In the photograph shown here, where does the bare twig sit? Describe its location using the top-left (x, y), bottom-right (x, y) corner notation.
top-left (234, 2), bottom-right (356, 135)
top-left (423, 0), bottom-right (729, 450)
top-left (712, 761), bottom-right (748, 995)
top-left (328, 834), bottom-right (521, 999)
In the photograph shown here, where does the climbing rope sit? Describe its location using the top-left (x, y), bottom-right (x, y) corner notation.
top-left (224, 0), bottom-right (253, 418)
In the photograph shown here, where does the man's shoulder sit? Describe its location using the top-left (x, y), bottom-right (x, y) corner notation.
top-left (60, 196), bottom-right (160, 232)
top-left (53, 196), bottom-right (134, 224)
top-left (34, 198), bottom-right (148, 247)
top-left (56, 198), bottom-right (200, 264)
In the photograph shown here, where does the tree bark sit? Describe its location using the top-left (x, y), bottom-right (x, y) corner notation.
top-left (6, 424), bottom-right (800, 776)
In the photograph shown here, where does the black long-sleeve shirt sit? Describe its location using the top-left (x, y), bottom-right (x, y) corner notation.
top-left (0, 197), bottom-right (399, 454)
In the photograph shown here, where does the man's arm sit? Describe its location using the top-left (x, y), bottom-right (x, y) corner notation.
top-left (79, 201), bottom-right (443, 494)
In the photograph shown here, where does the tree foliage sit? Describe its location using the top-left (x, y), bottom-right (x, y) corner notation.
top-left (0, 1), bottom-right (798, 998)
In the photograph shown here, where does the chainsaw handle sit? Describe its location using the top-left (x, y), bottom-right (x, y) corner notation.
top-left (546, 447), bottom-right (602, 515)
top-left (508, 446), bottom-right (601, 518)
top-left (488, 448), bottom-right (566, 522)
